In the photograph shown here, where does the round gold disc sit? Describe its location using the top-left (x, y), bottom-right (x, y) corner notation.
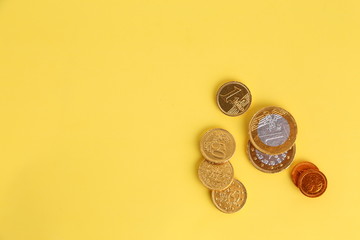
top-left (246, 141), bottom-right (296, 173)
top-left (249, 106), bottom-right (297, 155)
top-left (211, 179), bottom-right (247, 213)
top-left (198, 159), bottom-right (234, 190)
top-left (216, 81), bottom-right (252, 116)
top-left (200, 128), bottom-right (236, 164)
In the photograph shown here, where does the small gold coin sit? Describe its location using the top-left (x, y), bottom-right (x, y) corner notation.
top-left (200, 128), bottom-right (236, 164)
top-left (198, 159), bottom-right (234, 190)
top-left (211, 179), bottom-right (247, 213)
top-left (246, 141), bottom-right (296, 173)
top-left (249, 106), bottom-right (297, 155)
top-left (216, 81), bottom-right (252, 116)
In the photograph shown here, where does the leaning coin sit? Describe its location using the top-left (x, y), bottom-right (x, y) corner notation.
top-left (291, 161), bottom-right (319, 187)
top-left (216, 81), bottom-right (252, 116)
top-left (211, 179), bottom-right (247, 213)
top-left (249, 106), bottom-right (297, 155)
top-left (198, 159), bottom-right (234, 190)
top-left (200, 128), bottom-right (236, 164)
top-left (247, 141), bottom-right (295, 173)
top-left (298, 169), bottom-right (327, 198)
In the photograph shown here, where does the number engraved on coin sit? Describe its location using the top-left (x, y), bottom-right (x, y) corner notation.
top-left (211, 179), bottom-right (247, 213)
top-left (298, 169), bottom-right (327, 198)
top-left (216, 81), bottom-right (252, 116)
top-left (198, 160), bottom-right (234, 190)
top-left (200, 128), bottom-right (236, 163)
top-left (204, 138), bottom-right (227, 159)
top-left (247, 141), bottom-right (295, 173)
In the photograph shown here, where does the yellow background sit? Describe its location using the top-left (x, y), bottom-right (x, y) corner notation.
top-left (1, 0), bottom-right (359, 239)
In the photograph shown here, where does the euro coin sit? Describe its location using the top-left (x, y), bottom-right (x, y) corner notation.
top-left (247, 141), bottom-right (295, 173)
top-left (198, 159), bottom-right (234, 190)
top-left (200, 128), bottom-right (235, 164)
top-left (298, 169), bottom-right (327, 198)
top-left (291, 161), bottom-right (319, 187)
top-left (249, 106), bottom-right (297, 155)
top-left (211, 179), bottom-right (247, 213)
top-left (216, 81), bottom-right (252, 116)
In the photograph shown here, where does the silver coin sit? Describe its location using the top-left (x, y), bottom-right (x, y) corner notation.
top-left (247, 141), bottom-right (296, 173)
top-left (257, 114), bottom-right (290, 147)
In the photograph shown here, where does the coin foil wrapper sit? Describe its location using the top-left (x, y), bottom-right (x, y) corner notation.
top-left (200, 128), bottom-right (236, 164)
top-left (198, 159), bottom-right (234, 190)
top-left (291, 162), bottom-right (327, 198)
top-left (249, 106), bottom-right (297, 155)
top-left (216, 81), bottom-right (252, 117)
top-left (247, 141), bottom-right (295, 173)
top-left (211, 179), bottom-right (247, 213)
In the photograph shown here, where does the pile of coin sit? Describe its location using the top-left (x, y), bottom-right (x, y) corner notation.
top-left (197, 80), bottom-right (327, 213)
top-left (291, 162), bottom-right (327, 197)
top-left (198, 128), bottom-right (247, 213)
top-left (246, 106), bottom-right (298, 173)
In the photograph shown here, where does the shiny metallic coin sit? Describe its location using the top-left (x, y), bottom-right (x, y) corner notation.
top-left (216, 81), bottom-right (252, 116)
top-left (198, 159), bottom-right (234, 190)
top-left (298, 169), bottom-right (327, 198)
top-left (291, 162), bottom-right (319, 187)
top-left (246, 141), bottom-right (295, 173)
top-left (211, 179), bottom-right (247, 213)
top-left (249, 106), bottom-right (297, 155)
top-left (200, 128), bottom-right (236, 164)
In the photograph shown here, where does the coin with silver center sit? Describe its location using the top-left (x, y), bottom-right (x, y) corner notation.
top-left (249, 106), bottom-right (297, 155)
top-left (247, 141), bottom-right (296, 173)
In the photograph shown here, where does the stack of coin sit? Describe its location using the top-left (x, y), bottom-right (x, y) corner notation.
top-left (247, 106), bottom-right (298, 173)
top-left (198, 128), bottom-right (247, 213)
top-left (291, 162), bottom-right (327, 197)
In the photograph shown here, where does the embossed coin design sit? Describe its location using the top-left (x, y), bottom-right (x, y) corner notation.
top-left (216, 81), bottom-right (252, 116)
top-left (211, 179), bottom-right (247, 213)
top-left (249, 106), bottom-right (297, 155)
top-left (298, 169), bottom-right (327, 198)
top-left (247, 141), bottom-right (296, 173)
top-left (198, 159), bottom-right (234, 190)
top-left (291, 162), bottom-right (319, 187)
top-left (200, 128), bottom-right (236, 164)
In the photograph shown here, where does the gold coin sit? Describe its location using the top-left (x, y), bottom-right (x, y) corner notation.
top-left (198, 159), bottom-right (234, 190)
top-left (249, 106), bottom-right (297, 155)
top-left (200, 128), bottom-right (236, 164)
top-left (246, 141), bottom-right (296, 173)
top-left (216, 81), bottom-right (252, 116)
top-left (211, 179), bottom-right (247, 213)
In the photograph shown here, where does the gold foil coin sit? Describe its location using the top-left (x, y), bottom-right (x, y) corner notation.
top-left (200, 128), bottom-right (236, 164)
top-left (246, 141), bottom-right (296, 173)
top-left (198, 159), bottom-right (234, 190)
top-left (211, 179), bottom-right (247, 213)
top-left (249, 106), bottom-right (297, 155)
top-left (216, 81), bottom-right (252, 116)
